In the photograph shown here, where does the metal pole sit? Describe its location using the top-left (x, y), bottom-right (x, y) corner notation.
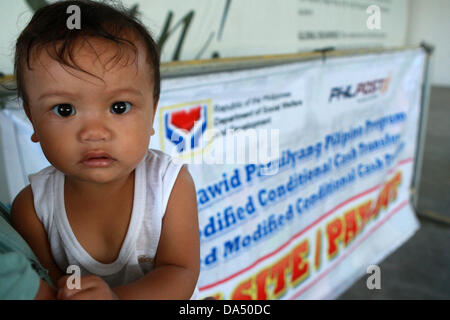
top-left (411, 42), bottom-right (434, 213)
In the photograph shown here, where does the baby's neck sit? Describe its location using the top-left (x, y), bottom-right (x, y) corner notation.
top-left (64, 170), bottom-right (135, 204)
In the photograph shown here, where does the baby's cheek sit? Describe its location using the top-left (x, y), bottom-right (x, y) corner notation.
top-left (122, 130), bottom-right (151, 157)
top-left (39, 143), bottom-right (73, 174)
top-left (39, 135), bottom-right (66, 159)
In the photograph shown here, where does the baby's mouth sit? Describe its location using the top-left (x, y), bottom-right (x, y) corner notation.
top-left (81, 151), bottom-right (116, 168)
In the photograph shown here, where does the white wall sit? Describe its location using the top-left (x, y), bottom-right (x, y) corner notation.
top-left (0, 0), bottom-right (409, 75)
top-left (407, 0), bottom-right (450, 87)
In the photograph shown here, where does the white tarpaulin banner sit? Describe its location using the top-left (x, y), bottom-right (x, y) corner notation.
top-left (0, 48), bottom-right (425, 300)
top-left (154, 48), bottom-right (425, 299)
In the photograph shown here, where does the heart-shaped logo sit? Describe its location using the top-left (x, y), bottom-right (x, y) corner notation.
top-left (170, 106), bottom-right (202, 132)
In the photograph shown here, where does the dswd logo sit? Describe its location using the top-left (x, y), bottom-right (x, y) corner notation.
top-left (159, 100), bottom-right (212, 157)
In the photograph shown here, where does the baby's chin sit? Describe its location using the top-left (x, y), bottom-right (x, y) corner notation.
top-left (64, 165), bottom-right (132, 186)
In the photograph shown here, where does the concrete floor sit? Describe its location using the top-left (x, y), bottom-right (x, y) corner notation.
top-left (338, 86), bottom-right (450, 300)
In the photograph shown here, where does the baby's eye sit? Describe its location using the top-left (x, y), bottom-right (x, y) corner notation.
top-left (52, 104), bottom-right (76, 117)
top-left (110, 101), bottom-right (132, 115)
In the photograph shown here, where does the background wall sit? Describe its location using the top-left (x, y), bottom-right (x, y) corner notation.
top-left (0, 0), bottom-right (409, 76)
top-left (2, 0), bottom-right (450, 87)
top-left (407, 0), bottom-right (450, 87)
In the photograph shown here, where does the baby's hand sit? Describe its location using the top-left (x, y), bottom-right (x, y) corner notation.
top-left (57, 274), bottom-right (118, 300)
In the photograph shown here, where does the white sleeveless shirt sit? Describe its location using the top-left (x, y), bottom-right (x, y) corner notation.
top-left (28, 148), bottom-right (198, 299)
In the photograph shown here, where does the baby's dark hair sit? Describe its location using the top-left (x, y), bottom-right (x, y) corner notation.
top-left (14, 0), bottom-right (160, 107)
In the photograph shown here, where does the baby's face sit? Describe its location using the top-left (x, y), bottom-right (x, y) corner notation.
top-left (24, 38), bottom-right (156, 184)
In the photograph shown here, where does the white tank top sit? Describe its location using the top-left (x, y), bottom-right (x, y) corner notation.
top-left (28, 148), bottom-right (199, 299)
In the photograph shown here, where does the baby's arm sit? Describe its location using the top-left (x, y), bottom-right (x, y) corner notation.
top-left (113, 165), bottom-right (200, 299)
top-left (10, 185), bottom-right (65, 286)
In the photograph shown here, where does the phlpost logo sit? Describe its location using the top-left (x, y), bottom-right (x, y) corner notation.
top-left (159, 100), bottom-right (213, 157)
top-left (328, 72), bottom-right (392, 103)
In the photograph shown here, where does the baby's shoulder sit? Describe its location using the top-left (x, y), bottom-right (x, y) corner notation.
top-left (10, 184), bottom-right (38, 232)
top-left (12, 184), bottom-right (34, 211)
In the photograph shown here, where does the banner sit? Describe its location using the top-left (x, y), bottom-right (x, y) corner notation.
top-left (154, 48), bottom-right (425, 299)
top-left (0, 48), bottom-right (425, 299)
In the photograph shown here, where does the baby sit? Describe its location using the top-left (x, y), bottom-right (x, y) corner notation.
top-left (10, 0), bottom-right (200, 299)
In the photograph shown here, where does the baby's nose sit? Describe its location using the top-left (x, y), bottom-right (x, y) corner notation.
top-left (78, 119), bottom-right (112, 142)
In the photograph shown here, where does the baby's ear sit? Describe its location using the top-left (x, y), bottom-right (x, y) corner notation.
top-left (23, 105), bottom-right (39, 143)
top-left (31, 132), bottom-right (39, 143)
